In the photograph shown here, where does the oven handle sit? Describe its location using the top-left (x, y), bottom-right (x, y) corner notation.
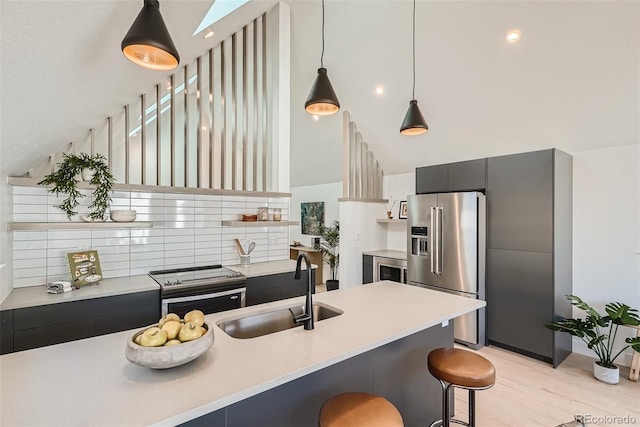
top-left (162, 287), bottom-right (247, 304)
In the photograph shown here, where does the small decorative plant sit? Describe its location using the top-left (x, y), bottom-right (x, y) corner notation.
top-left (546, 295), bottom-right (640, 370)
top-left (38, 153), bottom-right (115, 220)
top-left (314, 220), bottom-right (340, 289)
top-left (386, 198), bottom-right (396, 219)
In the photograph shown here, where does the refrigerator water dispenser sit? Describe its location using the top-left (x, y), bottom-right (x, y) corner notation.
top-left (411, 226), bottom-right (429, 256)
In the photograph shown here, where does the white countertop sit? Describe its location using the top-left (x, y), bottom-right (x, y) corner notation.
top-left (0, 281), bottom-right (484, 427)
top-left (362, 249), bottom-right (407, 260)
top-left (228, 259), bottom-right (317, 277)
top-left (0, 260), bottom-right (313, 311)
top-left (0, 275), bottom-right (159, 311)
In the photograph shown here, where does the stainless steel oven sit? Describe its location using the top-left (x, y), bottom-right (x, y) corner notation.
top-left (373, 256), bottom-right (407, 284)
top-left (149, 265), bottom-right (247, 318)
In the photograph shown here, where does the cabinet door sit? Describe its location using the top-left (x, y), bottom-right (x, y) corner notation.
top-left (362, 255), bottom-right (373, 284)
top-left (447, 159), bottom-right (486, 192)
top-left (416, 165), bottom-right (448, 194)
top-left (487, 150), bottom-right (553, 252)
top-left (14, 320), bottom-right (95, 352)
top-left (487, 248), bottom-right (553, 359)
top-left (0, 310), bottom-right (13, 354)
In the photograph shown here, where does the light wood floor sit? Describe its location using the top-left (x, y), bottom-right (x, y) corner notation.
top-left (452, 345), bottom-right (640, 426)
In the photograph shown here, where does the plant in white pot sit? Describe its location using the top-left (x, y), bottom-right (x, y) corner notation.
top-left (38, 153), bottom-right (115, 221)
top-left (546, 295), bottom-right (640, 384)
top-left (314, 220), bottom-right (339, 291)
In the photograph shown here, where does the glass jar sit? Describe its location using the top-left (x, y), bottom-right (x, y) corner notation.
top-left (258, 207), bottom-right (269, 221)
top-left (273, 208), bottom-right (282, 221)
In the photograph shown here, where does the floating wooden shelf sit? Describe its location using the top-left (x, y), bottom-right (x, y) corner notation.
top-left (7, 222), bottom-right (153, 231)
top-left (376, 219), bottom-right (406, 224)
top-left (221, 220), bottom-right (299, 227)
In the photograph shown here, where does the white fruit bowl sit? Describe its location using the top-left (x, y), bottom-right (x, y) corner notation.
top-left (110, 210), bottom-right (136, 222)
top-left (125, 323), bottom-right (214, 369)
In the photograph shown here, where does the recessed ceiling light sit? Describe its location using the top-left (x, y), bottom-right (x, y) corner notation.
top-left (506, 29), bottom-right (522, 44)
top-left (313, 115), bottom-right (320, 121)
top-left (204, 29), bottom-right (214, 39)
top-left (375, 86), bottom-right (384, 95)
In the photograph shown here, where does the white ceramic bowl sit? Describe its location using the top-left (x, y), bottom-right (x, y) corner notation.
top-left (110, 210), bottom-right (136, 222)
top-left (125, 323), bottom-right (214, 369)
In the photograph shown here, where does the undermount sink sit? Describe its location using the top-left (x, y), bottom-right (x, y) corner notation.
top-left (217, 302), bottom-right (343, 339)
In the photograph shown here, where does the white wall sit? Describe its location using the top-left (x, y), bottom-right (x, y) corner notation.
top-left (0, 180), bottom-right (12, 302)
top-left (383, 172), bottom-right (415, 251)
top-left (290, 182), bottom-right (341, 246)
top-left (572, 144), bottom-right (640, 365)
top-left (290, 182), bottom-right (341, 282)
top-left (340, 201), bottom-right (386, 288)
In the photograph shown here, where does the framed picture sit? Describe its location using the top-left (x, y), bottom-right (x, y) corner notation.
top-left (67, 250), bottom-right (103, 286)
top-left (398, 201), bottom-right (408, 219)
top-left (301, 202), bottom-right (325, 235)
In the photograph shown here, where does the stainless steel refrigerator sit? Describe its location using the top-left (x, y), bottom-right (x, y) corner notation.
top-left (407, 192), bottom-right (486, 349)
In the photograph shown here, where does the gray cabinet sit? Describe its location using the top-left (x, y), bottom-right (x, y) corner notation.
top-left (486, 148), bottom-right (572, 367)
top-left (246, 270), bottom-right (315, 306)
top-left (416, 159), bottom-right (486, 194)
top-left (2, 290), bottom-right (160, 354)
top-left (487, 150), bottom-right (553, 252)
top-left (362, 255), bottom-right (373, 284)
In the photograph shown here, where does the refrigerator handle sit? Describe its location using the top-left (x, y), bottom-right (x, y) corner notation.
top-left (430, 207), bottom-right (436, 274)
top-left (436, 206), bottom-right (443, 274)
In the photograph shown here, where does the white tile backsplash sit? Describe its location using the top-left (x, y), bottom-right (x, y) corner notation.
top-left (11, 191), bottom-right (290, 287)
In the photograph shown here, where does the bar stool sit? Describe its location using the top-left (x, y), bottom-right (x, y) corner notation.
top-left (318, 392), bottom-right (404, 427)
top-left (427, 348), bottom-right (495, 427)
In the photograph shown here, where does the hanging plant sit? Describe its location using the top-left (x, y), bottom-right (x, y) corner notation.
top-left (38, 153), bottom-right (115, 220)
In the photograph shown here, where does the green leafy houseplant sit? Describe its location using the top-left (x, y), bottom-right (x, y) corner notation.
top-left (38, 153), bottom-right (115, 220)
top-left (314, 220), bottom-right (340, 289)
top-left (546, 295), bottom-right (640, 369)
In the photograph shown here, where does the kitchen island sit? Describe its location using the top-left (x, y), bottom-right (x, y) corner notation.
top-left (0, 281), bottom-right (484, 427)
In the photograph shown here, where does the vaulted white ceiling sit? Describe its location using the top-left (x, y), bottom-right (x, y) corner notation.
top-left (2, 1), bottom-right (638, 188)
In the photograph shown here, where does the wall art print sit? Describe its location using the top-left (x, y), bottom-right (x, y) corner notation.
top-left (301, 202), bottom-right (325, 235)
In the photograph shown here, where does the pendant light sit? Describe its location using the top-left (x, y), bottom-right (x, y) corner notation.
top-left (305, 0), bottom-right (340, 116)
top-left (400, 0), bottom-right (428, 135)
top-left (121, 0), bottom-right (180, 71)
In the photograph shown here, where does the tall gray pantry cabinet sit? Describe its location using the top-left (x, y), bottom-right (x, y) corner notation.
top-left (415, 148), bottom-right (572, 367)
top-left (486, 149), bottom-right (572, 367)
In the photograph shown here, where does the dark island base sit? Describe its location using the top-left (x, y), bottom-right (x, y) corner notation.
top-left (182, 323), bottom-right (453, 427)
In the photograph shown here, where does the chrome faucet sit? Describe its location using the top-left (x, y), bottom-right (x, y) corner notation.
top-left (292, 253), bottom-right (314, 330)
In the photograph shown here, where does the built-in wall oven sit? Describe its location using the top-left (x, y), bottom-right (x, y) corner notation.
top-left (373, 256), bottom-right (407, 284)
top-left (149, 265), bottom-right (247, 317)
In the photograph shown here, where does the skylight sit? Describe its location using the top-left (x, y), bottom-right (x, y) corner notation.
top-left (194, 0), bottom-right (251, 36)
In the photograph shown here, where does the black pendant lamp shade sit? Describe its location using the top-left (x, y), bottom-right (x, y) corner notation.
top-left (121, 0), bottom-right (180, 71)
top-left (400, 100), bottom-right (428, 135)
top-left (305, 0), bottom-right (340, 116)
top-left (305, 67), bottom-right (340, 115)
top-left (400, 0), bottom-right (428, 135)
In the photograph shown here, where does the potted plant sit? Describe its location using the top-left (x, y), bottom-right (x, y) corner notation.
top-left (314, 220), bottom-right (340, 291)
top-left (546, 295), bottom-right (640, 384)
top-left (38, 152), bottom-right (115, 221)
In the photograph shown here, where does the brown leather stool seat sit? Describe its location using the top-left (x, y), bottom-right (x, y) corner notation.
top-left (428, 348), bottom-right (496, 388)
top-left (319, 392), bottom-right (404, 427)
top-left (427, 348), bottom-right (496, 427)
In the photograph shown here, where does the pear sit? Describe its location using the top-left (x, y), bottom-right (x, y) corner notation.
top-left (139, 327), bottom-right (167, 347)
top-left (161, 320), bottom-right (182, 340)
top-left (179, 322), bottom-right (203, 342)
top-left (164, 339), bottom-right (181, 347)
top-left (183, 309), bottom-right (205, 327)
top-left (158, 313), bottom-right (181, 328)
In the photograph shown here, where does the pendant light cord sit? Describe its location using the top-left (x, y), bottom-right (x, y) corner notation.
top-left (321, 0), bottom-right (325, 68)
top-left (412, 0), bottom-right (416, 99)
